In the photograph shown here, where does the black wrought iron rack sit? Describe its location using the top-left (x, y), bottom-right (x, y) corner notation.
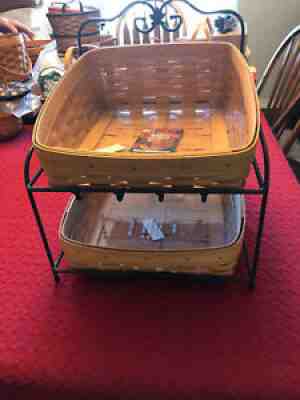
top-left (24, 0), bottom-right (270, 289)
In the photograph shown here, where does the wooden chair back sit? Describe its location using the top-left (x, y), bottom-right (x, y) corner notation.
top-left (115, 1), bottom-right (188, 46)
top-left (258, 26), bottom-right (300, 138)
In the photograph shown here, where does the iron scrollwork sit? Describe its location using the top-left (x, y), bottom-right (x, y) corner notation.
top-left (77, 0), bottom-right (246, 55)
top-left (134, 5), bottom-right (182, 34)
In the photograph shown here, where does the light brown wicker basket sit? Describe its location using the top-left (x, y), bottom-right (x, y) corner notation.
top-left (60, 193), bottom-right (245, 275)
top-left (33, 42), bottom-right (259, 188)
top-left (0, 34), bottom-right (32, 83)
top-left (47, 1), bottom-right (100, 54)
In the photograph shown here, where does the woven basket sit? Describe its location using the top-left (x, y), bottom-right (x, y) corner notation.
top-left (0, 34), bottom-right (32, 83)
top-left (34, 42), bottom-right (259, 188)
top-left (59, 193), bottom-right (245, 276)
top-left (47, 1), bottom-right (100, 54)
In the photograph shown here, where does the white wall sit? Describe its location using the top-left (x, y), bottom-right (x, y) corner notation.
top-left (239, 0), bottom-right (300, 78)
top-left (91, 0), bottom-right (237, 17)
top-left (2, 1), bottom-right (50, 38)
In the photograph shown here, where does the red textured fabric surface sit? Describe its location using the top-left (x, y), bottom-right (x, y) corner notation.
top-left (0, 115), bottom-right (300, 400)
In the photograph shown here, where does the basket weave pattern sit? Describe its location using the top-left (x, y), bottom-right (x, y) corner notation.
top-left (0, 34), bottom-right (32, 82)
top-left (47, 6), bottom-right (100, 53)
top-left (48, 9), bottom-right (100, 36)
top-left (34, 43), bottom-right (259, 188)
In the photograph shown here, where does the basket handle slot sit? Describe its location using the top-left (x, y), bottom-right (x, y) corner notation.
top-left (168, 96), bottom-right (183, 105)
top-left (143, 96), bottom-right (157, 106)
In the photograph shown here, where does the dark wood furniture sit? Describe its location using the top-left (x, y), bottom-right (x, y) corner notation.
top-left (257, 25), bottom-right (300, 155)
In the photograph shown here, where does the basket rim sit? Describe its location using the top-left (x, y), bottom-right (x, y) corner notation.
top-left (46, 6), bottom-right (99, 18)
top-left (33, 41), bottom-right (260, 160)
top-left (0, 32), bottom-right (25, 39)
top-left (51, 31), bottom-right (99, 39)
top-left (0, 32), bottom-right (28, 47)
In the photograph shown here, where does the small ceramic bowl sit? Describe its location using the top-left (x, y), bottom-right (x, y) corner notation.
top-left (0, 112), bottom-right (23, 141)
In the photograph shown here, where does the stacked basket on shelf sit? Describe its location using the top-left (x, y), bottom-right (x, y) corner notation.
top-left (33, 41), bottom-right (259, 277)
top-left (47, 1), bottom-right (101, 54)
top-left (0, 33), bottom-right (33, 140)
top-left (0, 33), bottom-right (32, 84)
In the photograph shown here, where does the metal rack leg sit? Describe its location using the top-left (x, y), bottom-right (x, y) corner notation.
top-left (26, 189), bottom-right (60, 283)
top-left (248, 126), bottom-right (270, 289)
top-left (248, 189), bottom-right (269, 289)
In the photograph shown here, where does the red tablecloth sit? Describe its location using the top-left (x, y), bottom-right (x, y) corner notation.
top-left (0, 115), bottom-right (300, 399)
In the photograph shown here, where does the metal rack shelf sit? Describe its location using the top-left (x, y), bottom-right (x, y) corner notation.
top-left (24, 127), bottom-right (269, 289)
top-left (24, 0), bottom-right (270, 289)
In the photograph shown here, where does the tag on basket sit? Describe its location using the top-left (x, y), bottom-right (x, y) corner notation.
top-left (96, 144), bottom-right (127, 153)
top-left (143, 218), bottom-right (165, 241)
top-left (131, 128), bottom-right (183, 152)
